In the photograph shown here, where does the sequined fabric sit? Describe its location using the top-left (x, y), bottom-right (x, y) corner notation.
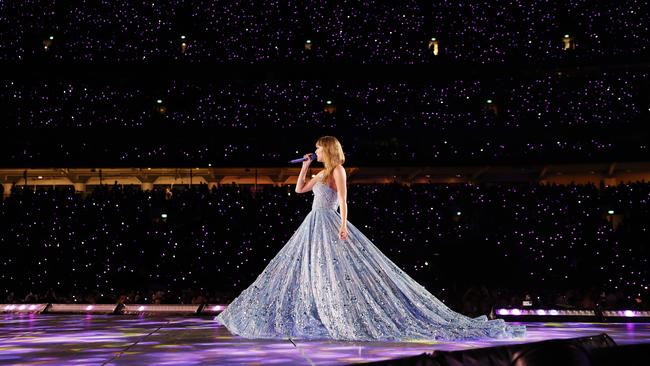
top-left (217, 173), bottom-right (526, 341)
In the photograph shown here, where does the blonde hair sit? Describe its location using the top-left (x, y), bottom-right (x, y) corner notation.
top-left (316, 136), bottom-right (345, 184)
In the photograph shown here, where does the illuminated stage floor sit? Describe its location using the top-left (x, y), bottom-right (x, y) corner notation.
top-left (1, 314), bottom-right (649, 365)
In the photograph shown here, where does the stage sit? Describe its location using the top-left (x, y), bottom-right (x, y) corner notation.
top-left (1, 314), bottom-right (648, 365)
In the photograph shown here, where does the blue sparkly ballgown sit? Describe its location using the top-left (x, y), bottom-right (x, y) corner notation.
top-left (217, 171), bottom-right (526, 341)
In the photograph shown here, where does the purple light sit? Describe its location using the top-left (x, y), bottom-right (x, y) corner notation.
top-left (138, 306), bottom-right (145, 311)
top-left (18, 305), bottom-right (26, 310)
top-left (498, 309), bottom-right (509, 315)
top-left (549, 310), bottom-right (559, 315)
top-left (511, 309), bottom-right (521, 315)
top-left (213, 305), bottom-right (225, 311)
top-left (86, 305), bottom-right (94, 311)
top-left (624, 310), bottom-right (635, 317)
top-left (3, 316), bottom-right (650, 365)
top-left (28, 305), bottom-right (37, 310)
top-left (536, 309), bottom-right (547, 315)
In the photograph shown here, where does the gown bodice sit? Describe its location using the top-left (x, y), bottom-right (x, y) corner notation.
top-left (311, 172), bottom-right (339, 211)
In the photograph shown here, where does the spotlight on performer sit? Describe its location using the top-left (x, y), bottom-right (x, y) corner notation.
top-left (562, 34), bottom-right (575, 50)
top-left (428, 37), bottom-right (440, 56)
top-left (180, 35), bottom-right (188, 54)
top-left (43, 36), bottom-right (54, 51)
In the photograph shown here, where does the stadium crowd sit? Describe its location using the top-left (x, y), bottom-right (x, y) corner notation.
top-left (1, 72), bottom-right (647, 166)
top-left (1, 0), bottom-right (648, 63)
top-left (1, 180), bottom-right (647, 315)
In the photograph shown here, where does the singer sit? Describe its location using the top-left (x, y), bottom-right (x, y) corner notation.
top-left (217, 136), bottom-right (525, 341)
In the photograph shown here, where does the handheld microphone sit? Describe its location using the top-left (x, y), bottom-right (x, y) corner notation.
top-left (289, 153), bottom-right (316, 164)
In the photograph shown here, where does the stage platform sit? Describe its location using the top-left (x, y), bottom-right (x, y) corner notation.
top-left (1, 314), bottom-right (649, 365)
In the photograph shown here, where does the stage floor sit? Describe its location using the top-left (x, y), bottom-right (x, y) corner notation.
top-left (1, 314), bottom-right (649, 365)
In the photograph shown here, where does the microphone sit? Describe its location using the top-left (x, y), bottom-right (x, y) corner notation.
top-left (289, 153), bottom-right (316, 164)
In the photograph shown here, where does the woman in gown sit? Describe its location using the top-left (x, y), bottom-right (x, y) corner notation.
top-left (217, 136), bottom-right (525, 341)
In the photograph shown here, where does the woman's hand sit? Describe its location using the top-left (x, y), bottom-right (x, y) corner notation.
top-left (338, 224), bottom-right (348, 240)
top-left (301, 153), bottom-right (313, 167)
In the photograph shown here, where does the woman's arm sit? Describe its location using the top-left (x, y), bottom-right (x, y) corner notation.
top-left (333, 165), bottom-right (348, 239)
top-left (295, 154), bottom-right (319, 194)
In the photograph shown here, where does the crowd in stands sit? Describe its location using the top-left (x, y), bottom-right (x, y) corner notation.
top-left (1, 72), bottom-right (647, 166)
top-left (1, 1), bottom-right (648, 63)
top-left (1, 180), bottom-right (648, 314)
top-left (2, 72), bottom-right (647, 129)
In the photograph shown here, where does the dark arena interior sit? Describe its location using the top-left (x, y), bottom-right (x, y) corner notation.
top-left (1, 1), bottom-right (650, 365)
